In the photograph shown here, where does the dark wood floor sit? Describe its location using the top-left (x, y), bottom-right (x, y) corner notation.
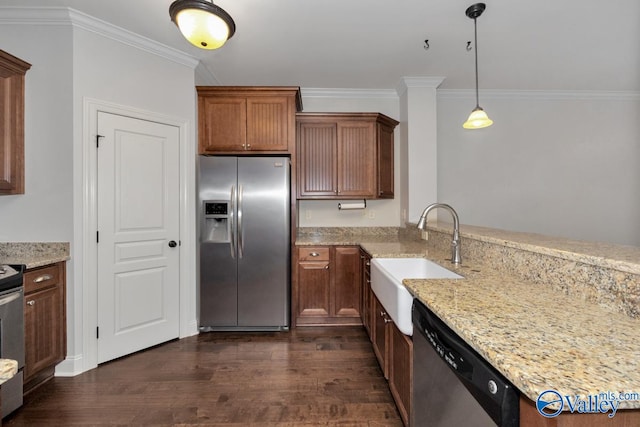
top-left (5, 327), bottom-right (403, 426)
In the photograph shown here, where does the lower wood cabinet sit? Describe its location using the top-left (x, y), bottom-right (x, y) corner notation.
top-left (23, 261), bottom-right (67, 394)
top-left (366, 259), bottom-right (412, 427)
top-left (360, 249), bottom-right (372, 336)
top-left (389, 319), bottom-right (412, 426)
top-left (295, 245), bottom-right (361, 326)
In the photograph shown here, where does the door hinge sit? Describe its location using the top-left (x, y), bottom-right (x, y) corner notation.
top-left (96, 326), bottom-right (99, 339)
top-left (96, 231), bottom-right (99, 243)
top-left (96, 134), bottom-right (104, 148)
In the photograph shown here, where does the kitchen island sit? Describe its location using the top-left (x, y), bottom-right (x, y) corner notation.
top-left (297, 224), bottom-right (640, 424)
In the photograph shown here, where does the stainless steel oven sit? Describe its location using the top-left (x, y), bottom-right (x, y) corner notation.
top-left (412, 299), bottom-right (519, 426)
top-left (0, 264), bottom-right (25, 418)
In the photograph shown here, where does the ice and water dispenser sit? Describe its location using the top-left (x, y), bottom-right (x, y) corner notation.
top-left (202, 201), bottom-right (230, 243)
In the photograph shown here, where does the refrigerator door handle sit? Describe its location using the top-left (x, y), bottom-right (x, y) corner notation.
top-left (229, 185), bottom-right (236, 259)
top-left (238, 184), bottom-right (244, 258)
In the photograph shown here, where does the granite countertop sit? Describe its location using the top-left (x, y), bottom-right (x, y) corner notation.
top-left (0, 358), bottom-right (18, 385)
top-left (0, 242), bottom-right (70, 269)
top-left (296, 226), bottom-right (640, 409)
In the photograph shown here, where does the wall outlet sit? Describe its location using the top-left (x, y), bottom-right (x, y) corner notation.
top-left (421, 230), bottom-right (428, 240)
top-left (305, 210), bottom-right (312, 220)
top-left (401, 208), bottom-right (407, 222)
top-left (368, 210), bottom-right (376, 219)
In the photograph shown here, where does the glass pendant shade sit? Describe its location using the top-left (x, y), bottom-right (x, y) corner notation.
top-left (463, 3), bottom-right (493, 129)
top-left (170, 0), bottom-right (236, 50)
top-left (463, 106), bottom-right (493, 129)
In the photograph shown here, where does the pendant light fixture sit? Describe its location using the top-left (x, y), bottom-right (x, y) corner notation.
top-left (169, 0), bottom-right (236, 50)
top-left (463, 3), bottom-right (493, 129)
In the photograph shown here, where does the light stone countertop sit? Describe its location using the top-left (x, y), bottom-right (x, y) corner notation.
top-left (0, 242), bottom-right (70, 269)
top-left (0, 358), bottom-right (18, 386)
top-left (296, 226), bottom-right (640, 408)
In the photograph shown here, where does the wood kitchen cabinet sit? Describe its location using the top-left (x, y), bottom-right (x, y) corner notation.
top-left (197, 86), bottom-right (302, 154)
top-left (367, 258), bottom-right (411, 427)
top-left (295, 245), bottom-right (361, 326)
top-left (23, 261), bottom-right (67, 395)
top-left (389, 319), bottom-right (412, 426)
top-left (296, 113), bottom-right (399, 199)
top-left (360, 249), bottom-right (372, 337)
top-left (0, 50), bottom-right (31, 195)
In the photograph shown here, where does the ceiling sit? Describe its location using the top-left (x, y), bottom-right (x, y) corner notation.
top-left (2, 0), bottom-right (639, 91)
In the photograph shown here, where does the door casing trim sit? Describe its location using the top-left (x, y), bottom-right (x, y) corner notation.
top-left (66, 98), bottom-right (197, 375)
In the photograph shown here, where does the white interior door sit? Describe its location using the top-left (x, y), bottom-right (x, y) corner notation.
top-left (97, 112), bottom-right (180, 364)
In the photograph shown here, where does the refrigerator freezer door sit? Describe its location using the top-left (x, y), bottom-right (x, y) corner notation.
top-left (199, 156), bottom-right (238, 327)
top-left (237, 157), bottom-right (290, 327)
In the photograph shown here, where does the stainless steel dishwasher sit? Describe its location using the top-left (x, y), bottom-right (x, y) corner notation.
top-left (412, 299), bottom-right (519, 426)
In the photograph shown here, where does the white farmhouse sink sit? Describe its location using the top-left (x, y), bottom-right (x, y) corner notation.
top-left (370, 258), bottom-right (462, 336)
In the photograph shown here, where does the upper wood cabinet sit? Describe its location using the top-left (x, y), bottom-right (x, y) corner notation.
top-left (197, 86), bottom-right (302, 154)
top-left (0, 50), bottom-right (31, 195)
top-left (296, 112), bottom-right (399, 199)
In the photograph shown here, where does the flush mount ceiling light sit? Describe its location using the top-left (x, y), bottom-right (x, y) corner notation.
top-left (463, 2), bottom-right (493, 129)
top-left (169, 0), bottom-right (236, 50)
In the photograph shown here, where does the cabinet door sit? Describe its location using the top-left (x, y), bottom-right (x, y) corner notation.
top-left (0, 50), bottom-right (30, 195)
top-left (332, 246), bottom-right (361, 318)
top-left (297, 261), bottom-right (331, 318)
top-left (198, 96), bottom-right (247, 152)
top-left (24, 286), bottom-right (65, 381)
top-left (297, 121), bottom-right (337, 197)
top-left (389, 322), bottom-right (412, 426)
top-left (337, 121), bottom-right (376, 198)
top-left (372, 295), bottom-right (389, 379)
top-left (246, 96), bottom-right (290, 151)
top-left (360, 250), bottom-right (372, 337)
top-left (377, 122), bottom-right (395, 198)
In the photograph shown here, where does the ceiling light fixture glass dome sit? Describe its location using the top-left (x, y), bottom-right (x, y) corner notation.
top-left (169, 0), bottom-right (236, 50)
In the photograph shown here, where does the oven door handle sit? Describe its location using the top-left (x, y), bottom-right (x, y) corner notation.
top-left (0, 292), bottom-right (21, 306)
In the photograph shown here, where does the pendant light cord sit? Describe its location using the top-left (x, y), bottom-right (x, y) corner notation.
top-left (473, 17), bottom-right (480, 109)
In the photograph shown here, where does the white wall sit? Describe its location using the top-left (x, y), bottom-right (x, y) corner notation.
top-left (0, 23), bottom-right (74, 242)
top-left (437, 90), bottom-right (640, 246)
top-left (297, 89), bottom-right (401, 227)
top-left (0, 8), bottom-right (198, 376)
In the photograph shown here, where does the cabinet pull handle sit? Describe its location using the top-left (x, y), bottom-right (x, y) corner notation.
top-left (27, 300), bottom-right (35, 306)
top-left (366, 261), bottom-right (370, 266)
top-left (310, 252), bottom-right (320, 257)
top-left (384, 317), bottom-right (393, 324)
top-left (33, 274), bottom-right (53, 283)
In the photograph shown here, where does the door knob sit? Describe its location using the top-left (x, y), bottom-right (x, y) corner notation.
top-left (168, 240), bottom-right (178, 248)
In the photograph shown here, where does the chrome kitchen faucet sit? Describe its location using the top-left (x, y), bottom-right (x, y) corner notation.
top-left (417, 203), bottom-right (462, 264)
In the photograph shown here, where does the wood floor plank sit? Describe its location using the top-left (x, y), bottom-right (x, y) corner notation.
top-left (5, 327), bottom-right (403, 426)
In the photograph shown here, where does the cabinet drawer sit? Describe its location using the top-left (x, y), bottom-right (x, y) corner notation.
top-left (298, 247), bottom-right (330, 261)
top-left (24, 264), bottom-right (61, 294)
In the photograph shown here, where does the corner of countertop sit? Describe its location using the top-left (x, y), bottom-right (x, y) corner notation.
top-left (0, 242), bottom-right (70, 269)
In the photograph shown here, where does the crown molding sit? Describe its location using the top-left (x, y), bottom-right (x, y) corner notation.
top-left (438, 89), bottom-right (640, 101)
top-left (0, 6), bottom-right (199, 69)
top-left (396, 77), bottom-right (446, 96)
top-left (301, 87), bottom-right (398, 99)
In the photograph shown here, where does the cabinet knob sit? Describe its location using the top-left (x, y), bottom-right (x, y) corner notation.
top-left (310, 252), bottom-right (320, 257)
top-left (366, 261), bottom-right (370, 266)
top-left (27, 300), bottom-right (35, 306)
top-left (384, 317), bottom-right (393, 324)
top-left (246, 144), bottom-right (251, 149)
top-left (324, 265), bottom-right (329, 270)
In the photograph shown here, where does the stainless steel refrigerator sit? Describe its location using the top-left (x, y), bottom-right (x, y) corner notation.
top-left (198, 156), bottom-right (290, 331)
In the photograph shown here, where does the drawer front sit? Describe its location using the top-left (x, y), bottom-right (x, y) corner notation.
top-left (24, 264), bottom-right (61, 294)
top-left (298, 247), bottom-right (330, 261)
